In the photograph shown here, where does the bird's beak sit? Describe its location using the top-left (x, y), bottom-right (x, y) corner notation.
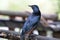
top-left (28, 5), bottom-right (32, 7)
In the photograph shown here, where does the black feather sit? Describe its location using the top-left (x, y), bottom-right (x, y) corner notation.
top-left (20, 5), bottom-right (41, 40)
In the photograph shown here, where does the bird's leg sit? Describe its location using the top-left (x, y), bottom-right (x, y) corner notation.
top-left (20, 27), bottom-right (35, 40)
top-left (25, 27), bottom-right (36, 40)
top-left (20, 35), bottom-right (25, 40)
top-left (25, 34), bottom-right (29, 40)
top-left (27, 28), bottom-right (35, 35)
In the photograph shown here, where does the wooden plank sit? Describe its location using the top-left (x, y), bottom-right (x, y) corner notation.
top-left (0, 20), bottom-right (60, 31)
top-left (36, 36), bottom-right (60, 40)
top-left (0, 30), bottom-right (60, 40)
top-left (0, 10), bottom-right (31, 17)
top-left (0, 10), bottom-right (57, 20)
top-left (30, 34), bottom-right (60, 40)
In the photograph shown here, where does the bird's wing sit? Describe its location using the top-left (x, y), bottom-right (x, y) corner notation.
top-left (23, 16), bottom-right (40, 27)
top-left (30, 16), bottom-right (40, 25)
top-left (22, 16), bottom-right (40, 33)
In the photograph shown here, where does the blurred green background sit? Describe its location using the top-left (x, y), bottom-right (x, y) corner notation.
top-left (0, 0), bottom-right (59, 13)
top-left (0, 0), bottom-right (60, 19)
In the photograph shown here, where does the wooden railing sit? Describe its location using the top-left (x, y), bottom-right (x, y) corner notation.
top-left (0, 10), bottom-right (60, 40)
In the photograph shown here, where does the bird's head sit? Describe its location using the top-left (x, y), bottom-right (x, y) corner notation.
top-left (29, 5), bottom-right (39, 9)
top-left (29, 5), bottom-right (41, 15)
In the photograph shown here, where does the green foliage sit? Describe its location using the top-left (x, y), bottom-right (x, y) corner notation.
top-left (9, 3), bottom-right (20, 11)
top-left (58, 0), bottom-right (60, 13)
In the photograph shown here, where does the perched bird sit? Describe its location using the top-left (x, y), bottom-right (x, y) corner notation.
top-left (20, 5), bottom-right (41, 40)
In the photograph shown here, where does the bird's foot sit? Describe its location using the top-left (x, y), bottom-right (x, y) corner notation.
top-left (20, 34), bottom-right (29, 40)
top-left (25, 34), bottom-right (29, 40)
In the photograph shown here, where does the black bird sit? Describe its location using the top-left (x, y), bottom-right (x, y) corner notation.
top-left (20, 5), bottom-right (41, 40)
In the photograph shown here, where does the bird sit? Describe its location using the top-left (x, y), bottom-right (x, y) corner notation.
top-left (20, 5), bottom-right (41, 40)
